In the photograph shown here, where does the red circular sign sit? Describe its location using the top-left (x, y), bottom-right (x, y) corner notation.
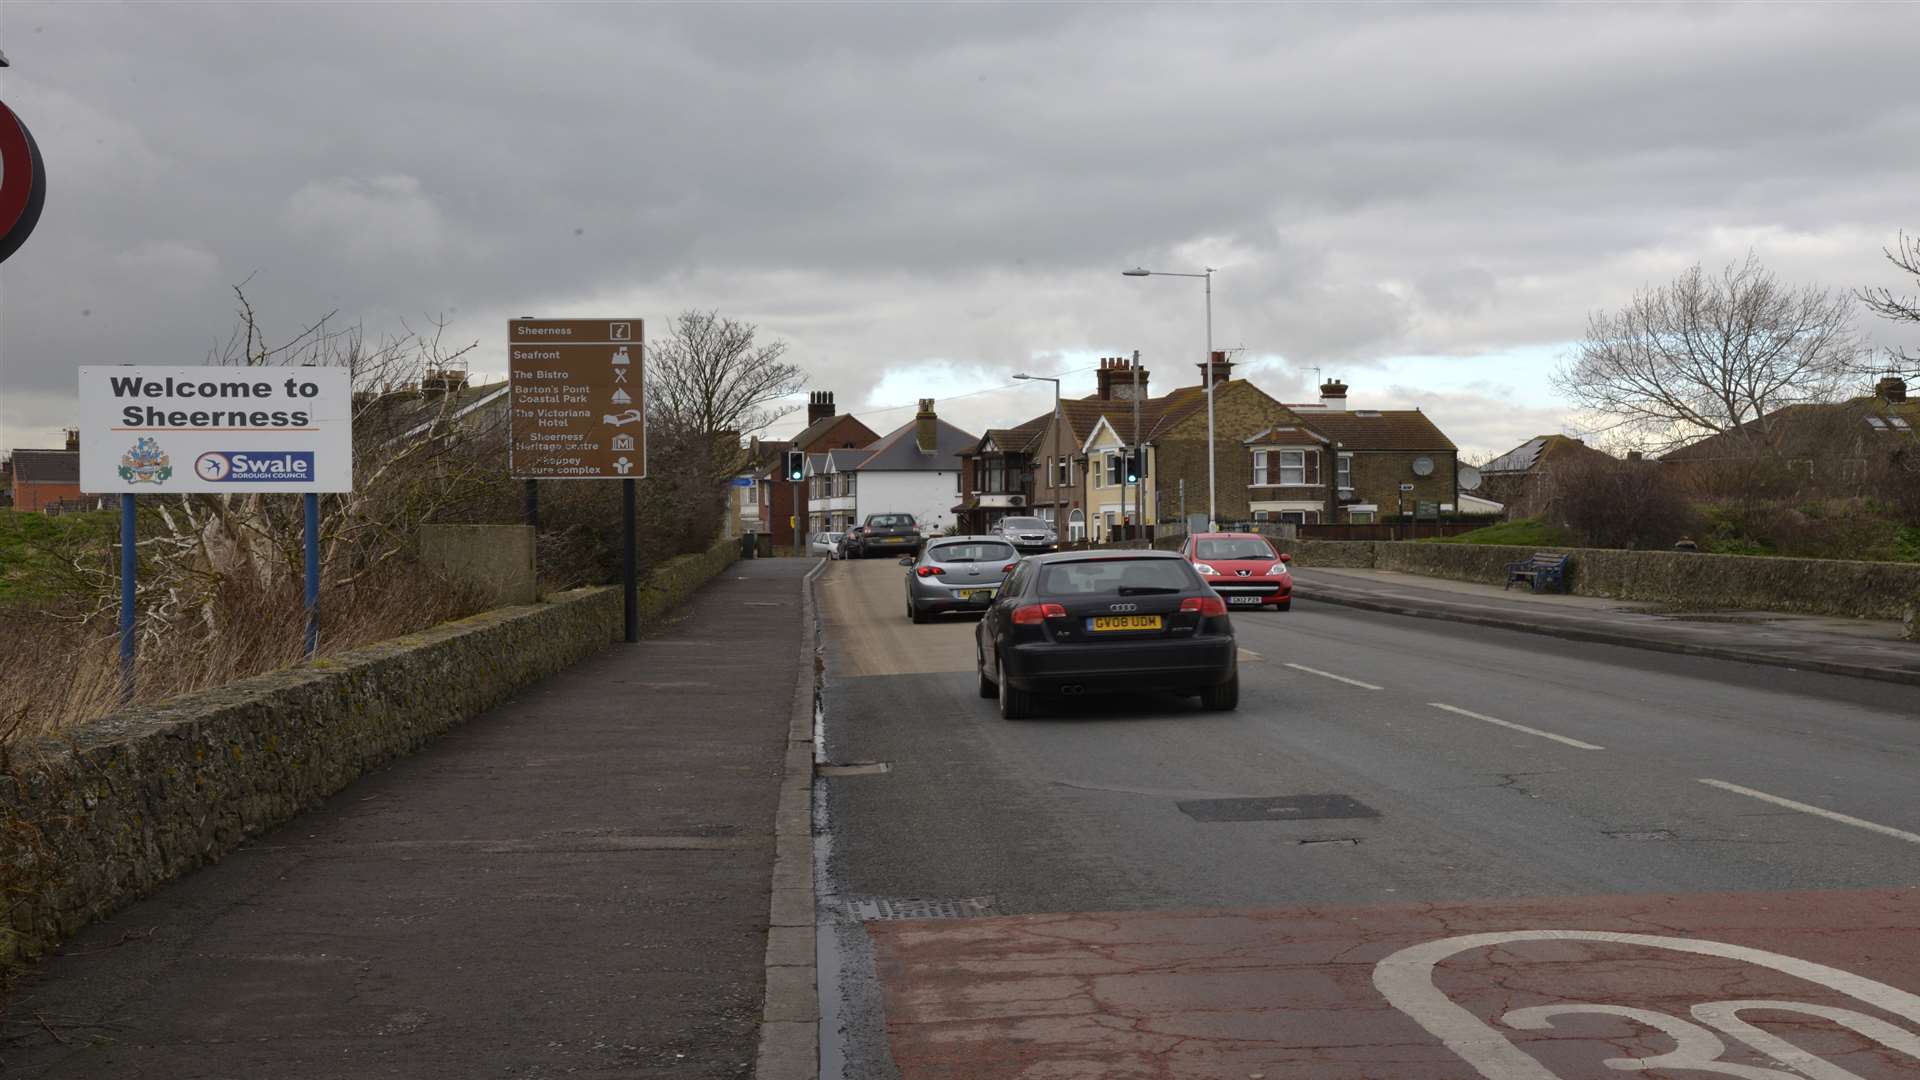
top-left (0, 100), bottom-right (46, 264)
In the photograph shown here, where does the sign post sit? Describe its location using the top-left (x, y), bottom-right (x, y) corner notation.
top-left (508, 318), bottom-right (647, 641)
top-left (80, 365), bottom-right (355, 678)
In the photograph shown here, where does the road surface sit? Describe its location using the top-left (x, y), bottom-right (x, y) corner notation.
top-left (813, 556), bottom-right (1920, 1079)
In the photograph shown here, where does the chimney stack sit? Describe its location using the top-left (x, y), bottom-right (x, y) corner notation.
top-left (808, 390), bottom-right (837, 425)
top-left (1319, 378), bottom-right (1348, 411)
top-left (1095, 356), bottom-right (1151, 401)
top-left (915, 399), bottom-right (938, 453)
top-left (1198, 350), bottom-right (1233, 389)
top-left (64, 428), bottom-right (80, 452)
top-left (1876, 375), bottom-right (1908, 404)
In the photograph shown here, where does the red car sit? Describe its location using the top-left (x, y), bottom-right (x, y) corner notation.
top-left (1181, 532), bottom-right (1293, 611)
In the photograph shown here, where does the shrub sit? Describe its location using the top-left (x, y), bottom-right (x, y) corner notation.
top-left (1541, 456), bottom-right (1699, 549)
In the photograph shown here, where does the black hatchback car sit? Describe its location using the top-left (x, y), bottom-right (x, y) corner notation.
top-left (974, 550), bottom-right (1237, 719)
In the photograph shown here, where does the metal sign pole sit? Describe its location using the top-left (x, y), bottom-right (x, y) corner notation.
top-left (119, 493), bottom-right (136, 703)
top-left (524, 479), bottom-right (539, 528)
top-left (622, 477), bottom-right (638, 643)
top-left (303, 492), bottom-right (321, 658)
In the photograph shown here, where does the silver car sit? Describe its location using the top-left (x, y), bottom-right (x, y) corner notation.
top-left (993, 515), bottom-right (1058, 554)
top-left (902, 536), bottom-right (1020, 623)
top-left (808, 530), bottom-right (845, 559)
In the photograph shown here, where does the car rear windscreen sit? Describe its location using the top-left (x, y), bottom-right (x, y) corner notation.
top-left (870, 514), bottom-right (914, 526)
top-left (930, 541), bottom-right (1016, 563)
top-left (1040, 559), bottom-right (1195, 596)
top-left (1196, 538), bottom-right (1276, 561)
top-left (1001, 517), bottom-right (1047, 530)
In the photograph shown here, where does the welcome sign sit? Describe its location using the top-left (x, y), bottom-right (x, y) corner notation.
top-left (79, 366), bottom-right (354, 493)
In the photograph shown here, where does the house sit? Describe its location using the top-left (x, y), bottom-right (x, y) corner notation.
top-left (753, 391), bottom-right (878, 549)
top-left (803, 448), bottom-right (870, 536)
top-left (9, 430), bottom-right (84, 513)
top-left (847, 399), bottom-right (976, 535)
top-left (1280, 379), bottom-right (1461, 524)
top-left (953, 414), bottom-right (1049, 534)
top-left (1479, 433), bottom-right (1617, 512)
top-left (1659, 375), bottom-right (1918, 496)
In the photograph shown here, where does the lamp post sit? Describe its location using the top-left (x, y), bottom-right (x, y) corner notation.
top-left (1124, 266), bottom-right (1215, 529)
top-left (1012, 372), bottom-right (1063, 544)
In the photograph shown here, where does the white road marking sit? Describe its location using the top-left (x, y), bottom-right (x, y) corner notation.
top-left (1426, 702), bottom-right (1605, 751)
top-left (1238, 648), bottom-right (1263, 662)
top-left (1284, 663), bottom-right (1381, 690)
top-left (1698, 778), bottom-right (1920, 846)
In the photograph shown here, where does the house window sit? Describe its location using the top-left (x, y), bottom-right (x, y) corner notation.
top-left (1053, 455), bottom-right (1071, 487)
top-left (1280, 510), bottom-right (1307, 525)
top-left (1252, 449), bottom-right (1319, 486)
top-left (1350, 510), bottom-right (1375, 524)
top-left (1252, 510), bottom-right (1269, 522)
top-left (1105, 453), bottom-right (1125, 487)
top-left (1253, 453), bottom-right (1268, 485)
top-left (1279, 450), bottom-right (1307, 485)
top-left (744, 484), bottom-right (757, 506)
top-left (1338, 453), bottom-right (1352, 490)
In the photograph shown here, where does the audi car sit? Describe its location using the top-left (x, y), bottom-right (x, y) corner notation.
top-left (974, 550), bottom-right (1237, 719)
top-left (1181, 532), bottom-right (1293, 611)
top-left (903, 536), bottom-right (1019, 623)
top-left (992, 515), bottom-right (1058, 554)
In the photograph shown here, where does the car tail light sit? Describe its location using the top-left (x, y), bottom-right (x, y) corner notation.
top-left (1012, 602), bottom-right (1067, 624)
top-left (915, 566), bottom-right (943, 577)
top-left (1002, 562), bottom-right (1017, 572)
top-left (1180, 595), bottom-right (1228, 617)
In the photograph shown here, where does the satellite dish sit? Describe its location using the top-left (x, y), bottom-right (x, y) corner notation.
top-left (1411, 455), bottom-right (1435, 477)
top-left (1459, 464), bottom-right (1482, 491)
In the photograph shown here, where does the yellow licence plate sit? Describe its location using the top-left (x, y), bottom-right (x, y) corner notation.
top-left (1088, 615), bottom-right (1163, 632)
top-left (958, 589), bottom-right (996, 601)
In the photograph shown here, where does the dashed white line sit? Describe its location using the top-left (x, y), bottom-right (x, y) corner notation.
top-left (1284, 663), bottom-right (1382, 690)
top-left (1698, 778), bottom-right (1920, 846)
top-left (1426, 702), bottom-right (1605, 751)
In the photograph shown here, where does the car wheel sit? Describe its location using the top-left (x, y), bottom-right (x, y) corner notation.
top-left (1275, 601), bottom-right (1291, 612)
top-left (1200, 673), bottom-right (1239, 712)
top-left (909, 599), bottom-right (929, 625)
top-left (997, 654), bottom-right (1033, 720)
top-left (977, 649), bottom-right (997, 698)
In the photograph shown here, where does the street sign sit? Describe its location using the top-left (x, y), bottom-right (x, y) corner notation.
top-left (508, 318), bottom-right (646, 479)
top-left (1417, 500), bottom-right (1440, 517)
top-left (78, 366), bottom-right (353, 493)
top-left (0, 100), bottom-right (46, 264)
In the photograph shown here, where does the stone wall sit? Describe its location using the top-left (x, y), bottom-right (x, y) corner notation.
top-left (1286, 539), bottom-right (1920, 620)
top-left (0, 537), bottom-right (740, 969)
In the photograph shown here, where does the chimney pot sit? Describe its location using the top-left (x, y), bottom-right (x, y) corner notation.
top-left (1876, 375), bottom-right (1908, 404)
top-left (915, 399), bottom-right (938, 453)
top-left (1198, 350), bottom-right (1233, 389)
top-left (1319, 378), bottom-right (1348, 412)
top-left (807, 389), bottom-right (836, 425)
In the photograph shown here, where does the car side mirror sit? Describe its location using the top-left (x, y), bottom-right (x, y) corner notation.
top-left (898, 556), bottom-right (914, 566)
top-left (1279, 553), bottom-right (1292, 563)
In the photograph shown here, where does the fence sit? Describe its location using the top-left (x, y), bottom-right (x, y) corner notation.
top-left (1298, 521), bottom-right (1482, 542)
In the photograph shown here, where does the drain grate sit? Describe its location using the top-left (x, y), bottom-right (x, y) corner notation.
top-left (844, 896), bottom-right (998, 921)
top-left (1177, 794), bottom-right (1380, 823)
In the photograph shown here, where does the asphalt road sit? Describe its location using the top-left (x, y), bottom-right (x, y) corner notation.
top-left (813, 556), bottom-right (1920, 1079)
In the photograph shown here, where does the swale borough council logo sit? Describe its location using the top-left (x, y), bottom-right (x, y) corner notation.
top-left (117, 437), bottom-right (172, 485)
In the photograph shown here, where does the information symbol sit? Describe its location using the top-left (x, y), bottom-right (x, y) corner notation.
top-left (609, 322), bottom-right (631, 341)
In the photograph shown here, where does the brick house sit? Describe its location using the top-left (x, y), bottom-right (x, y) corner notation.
top-left (752, 391), bottom-right (878, 549)
top-left (1284, 380), bottom-right (1461, 524)
top-left (9, 430), bottom-right (84, 512)
top-left (953, 415), bottom-right (1048, 534)
top-left (1658, 375), bottom-right (1918, 496)
top-left (1479, 434), bottom-right (1617, 512)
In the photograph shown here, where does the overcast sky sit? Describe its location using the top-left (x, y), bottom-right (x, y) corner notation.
top-left (4, 2), bottom-right (1919, 462)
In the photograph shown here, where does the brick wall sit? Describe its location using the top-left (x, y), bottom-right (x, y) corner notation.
top-left (1155, 382), bottom-right (1306, 523)
top-left (1345, 450), bottom-right (1457, 517)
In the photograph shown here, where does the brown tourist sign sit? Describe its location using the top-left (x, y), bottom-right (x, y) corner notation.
top-left (507, 318), bottom-right (647, 479)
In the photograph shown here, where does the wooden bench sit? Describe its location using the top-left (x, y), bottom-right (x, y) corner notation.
top-left (1504, 552), bottom-right (1570, 593)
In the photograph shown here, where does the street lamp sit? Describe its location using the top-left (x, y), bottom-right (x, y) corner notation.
top-left (1012, 372), bottom-right (1063, 543)
top-left (1123, 266), bottom-right (1216, 529)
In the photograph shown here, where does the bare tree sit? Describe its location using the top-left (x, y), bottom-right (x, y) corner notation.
top-left (1554, 254), bottom-right (1868, 454)
top-left (646, 309), bottom-right (804, 457)
top-left (1858, 230), bottom-right (1920, 366)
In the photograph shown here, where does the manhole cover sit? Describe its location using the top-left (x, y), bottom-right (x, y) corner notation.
top-left (1177, 794), bottom-right (1380, 823)
top-left (845, 896), bottom-right (998, 921)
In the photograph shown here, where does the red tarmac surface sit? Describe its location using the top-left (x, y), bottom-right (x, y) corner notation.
top-left (872, 889), bottom-right (1920, 1079)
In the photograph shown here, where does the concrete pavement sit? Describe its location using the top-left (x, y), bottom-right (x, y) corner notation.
top-left (4, 558), bottom-right (815, 1080)
top-left (812, 557), bottom-right (1920, 1079)
top-left (1292, 565), bottom-right (1920, 685)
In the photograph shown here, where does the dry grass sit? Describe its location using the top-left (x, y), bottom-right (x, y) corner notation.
top-left (0, 563), bottom-right (487, 744)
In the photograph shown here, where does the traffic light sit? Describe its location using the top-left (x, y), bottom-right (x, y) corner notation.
top-left (1124, 449), bottom-right (1147, 484)
top-left (784, 449), bottom-right (805, 481)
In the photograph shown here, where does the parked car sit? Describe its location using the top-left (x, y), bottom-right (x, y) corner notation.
top-left (809, 530), bottom-right (845, 559)
top-left (901, 536), bottom-right (1019, 623)
top-left (841, 524), bottom-right (866, 558)
top-left (1180, 532), bottom-right (1292, 612)
top-left (975, 550), bottom-right (1237, 719)
top-left (992, 515), bottom-right (1058, 554)
top-left (857, 512), bottom-right (923, 558)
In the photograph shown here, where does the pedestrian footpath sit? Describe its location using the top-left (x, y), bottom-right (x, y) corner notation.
top-left (4, 558), bottom-right (813, 1080)
top-left (1292, 566), bottom-right (1920, 686)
